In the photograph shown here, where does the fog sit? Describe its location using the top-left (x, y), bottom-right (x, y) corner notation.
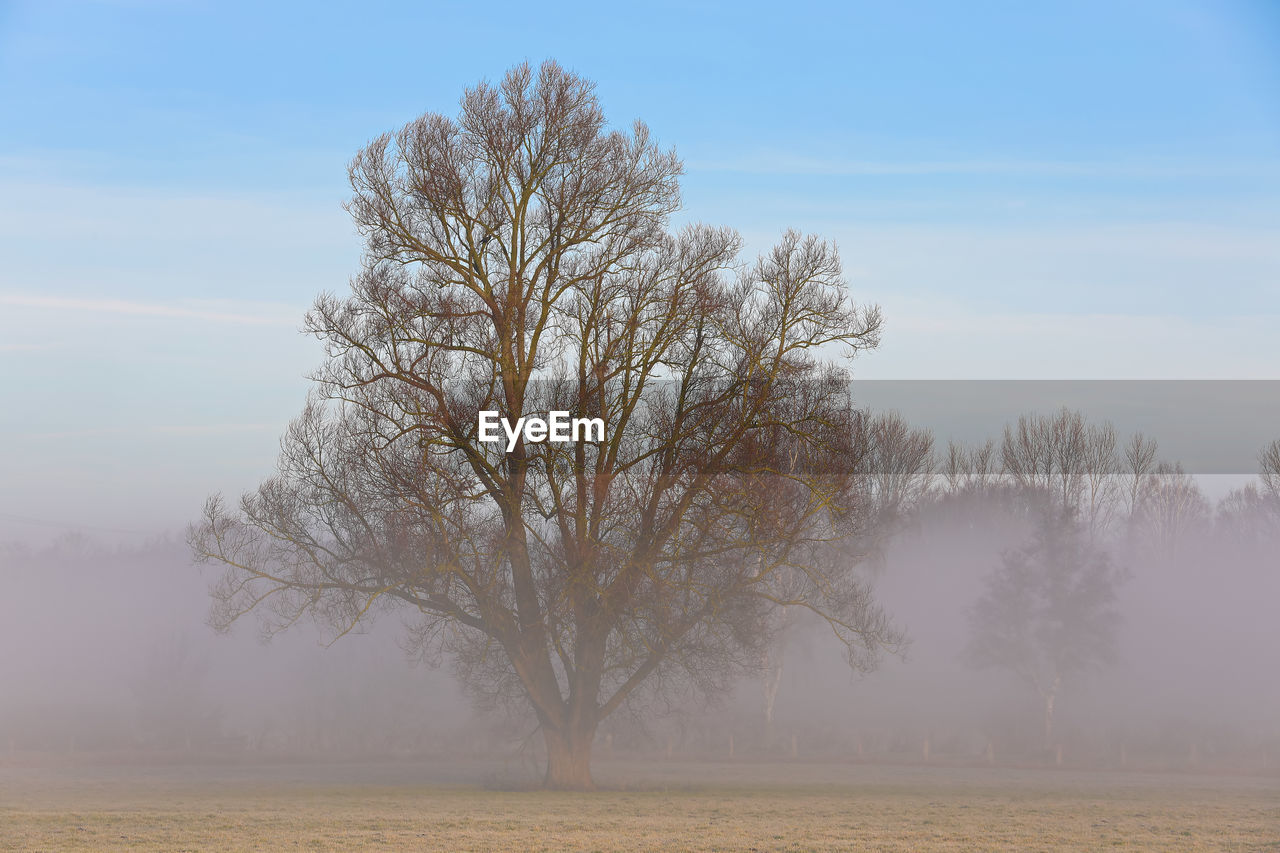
top-left (2, 422), bottom-right (1276, 780)
top-left (0, 534), bottom-right (476, 757)
top-left (764, 491), bottom-right (1280, 764)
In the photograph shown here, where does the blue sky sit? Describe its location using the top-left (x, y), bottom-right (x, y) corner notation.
top-left (1, 0), bottom-right (1278, 534)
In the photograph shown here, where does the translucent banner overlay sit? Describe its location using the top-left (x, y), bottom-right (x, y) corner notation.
top-left (847, 380), bottom-right (1279, 475)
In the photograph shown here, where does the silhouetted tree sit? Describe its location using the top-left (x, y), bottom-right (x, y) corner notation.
top-left (1215, 482), bottom-right (1277, 547)
top-left (1131, 462), bottom-right (1209, 559)
top-left (1000, 408), bottom-right (1124, 535)
top-left (861, 411), bottom-right (937, 540)
top-left (1216, 439), bottom-right (1280, 548)
top-left (943, 438), bottom-right (998, 496)
top-left (966, 509), bottom-right (1125, 750)
top-left (1260, 439), bottom-right (1280, 505)
top-left (189, 61), bottom-right (902, 789)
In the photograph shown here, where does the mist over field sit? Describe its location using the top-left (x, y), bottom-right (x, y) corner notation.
top-left (3, 431), bottom-right (1276, 777)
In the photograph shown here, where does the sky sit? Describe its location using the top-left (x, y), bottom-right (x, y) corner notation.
top-left (1, 0), bottom-right (1278, 535)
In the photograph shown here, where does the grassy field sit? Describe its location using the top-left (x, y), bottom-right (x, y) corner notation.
top-left (1, 760), bottom-right (1276, 851)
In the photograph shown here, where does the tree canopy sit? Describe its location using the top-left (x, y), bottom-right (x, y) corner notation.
top-left (189, 61), bottom-right (900, 789)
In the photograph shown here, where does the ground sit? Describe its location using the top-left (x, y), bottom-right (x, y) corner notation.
top-left (1, 759), bottom-right (1276, 851)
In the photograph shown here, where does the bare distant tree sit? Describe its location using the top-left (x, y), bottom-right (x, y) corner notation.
top-left (1000, 408), bottom-right (1123, 533)
top-left (861, 411), bottom-right (936, 537)
top-left (966, 510), bottom-right (1125, 750)
top-left (1081, 421), bottom-right (1121, 535)
top-left (1001, 408), bottom-right (1088, 508)
top-left (189, 62), bottom-right (903, 789)
top-left (1122, 432), bottom-right (1159, 520)
top-left (1216, 439), bottom-right (1280, 547)
top-left (943, 438), bottom-right (999, 495)
top-left (1131, 462), bottom-right (1210, 558)
top-left (1215, 483), bottom-right (1277, 547)
top-left (1260, 439), bottom-right (1280, 503)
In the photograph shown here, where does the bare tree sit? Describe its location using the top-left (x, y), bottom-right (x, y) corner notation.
top-left (1131, 462), bottom-right (1210, 558)
top-left (1215, 483), bottom-right (1277, 547)
top-left (861, 411), bottom-right (936, 538)
top-left (1001, 408), bottom-right (1088, 509)
top-left (189, 62), bottom-right (903, 789)
top-left (966, 509), bottom-right (1125, 751)
top-left (1000, 409), bottom-right (1125, 535)
top-left (1122, 432), bottom-right (1159, 519)
top-left (943, 438), bottom-right (998, 496)
top-left (1260, 439), bottom-right (1280, 504)
top-left (758, 411), bottom-right (932, 737)
top-left (1001, 409), bottom-right (1122, 524)
top-left (1081, 421), bottom-right (1121, 536)
top-left (1214, 439), bottom-right (1280, 548)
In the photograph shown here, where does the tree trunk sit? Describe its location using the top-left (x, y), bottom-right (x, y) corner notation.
top-left (1042, 677), bottom-right (1060, 752)
top-left (761, 608), bottom-right (791, 746)
top-left (542, 723), bottom-right (596, 790)
top-left (762, 650), bottom-right (783, 745)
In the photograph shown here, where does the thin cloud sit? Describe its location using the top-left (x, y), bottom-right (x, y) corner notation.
top-left (0, 293), bottom-right (300, 326)
top-left (0, 342), bottom-right (55, 352)
top-left (11, 423), bottom-right (280, 440)
top-left (688, 155), bottom-right (1280, 180)
top-left (150, 423), bottom-right (280, 436)
top-left (858, 304), bottom-right (1280, 380)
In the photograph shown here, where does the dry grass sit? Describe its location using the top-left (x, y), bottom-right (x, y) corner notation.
top-left (1, 760), bottom-right (1276, 851)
